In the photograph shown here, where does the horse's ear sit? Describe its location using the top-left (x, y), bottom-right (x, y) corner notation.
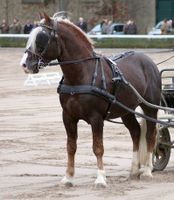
top-left (39, 12), bottom-right (43, 20)
top-left (43, 12), bottom-right (51, 24)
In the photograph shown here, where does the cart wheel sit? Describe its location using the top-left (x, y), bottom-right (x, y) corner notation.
top-left (152, 127), bottom-right (171, 171)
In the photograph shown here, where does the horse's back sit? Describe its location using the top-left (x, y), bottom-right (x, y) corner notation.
top-left (118, 52), bottom-right (159, 78)
top-left (117, 52), bottom-right (161, 103)
top-left (117, 52), bottom-right (161, 86)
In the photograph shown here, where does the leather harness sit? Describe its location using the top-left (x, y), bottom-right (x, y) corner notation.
top-left (57, 51), bottom-right (134, 120)
top-left (27, 23), bottom-right (174, 126)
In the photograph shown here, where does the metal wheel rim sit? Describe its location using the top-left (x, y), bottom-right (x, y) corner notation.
top-left (152, 127), bottom-right (171, 171)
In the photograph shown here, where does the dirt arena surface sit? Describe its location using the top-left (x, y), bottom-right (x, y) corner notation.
top-left (0, 47), bottom-right (174, 200)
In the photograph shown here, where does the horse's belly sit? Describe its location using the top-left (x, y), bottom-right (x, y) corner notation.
top-left (60, 94), bottom-right (139, 124)
top-left (60, 94), bottom-right (109, 121)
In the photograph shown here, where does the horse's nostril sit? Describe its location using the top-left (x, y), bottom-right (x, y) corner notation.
top-left (22, 64), bottom-right (27, 68)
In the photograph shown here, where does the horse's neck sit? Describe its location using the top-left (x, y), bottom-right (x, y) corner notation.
top-left (58, 24), bottom-right (94, 85)
top-left (60, 58), bottom-right (95, 85)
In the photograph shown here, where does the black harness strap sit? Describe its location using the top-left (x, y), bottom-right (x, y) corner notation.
top-left (57, 52), bottom-right (133, 120)
top-left (57, 84), bottom-right (115, 102)
top-left (102, 53), bottom-right (133, 119)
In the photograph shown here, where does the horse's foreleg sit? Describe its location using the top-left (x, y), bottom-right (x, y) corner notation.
top-left (122, 113), bottom-right (141, 179)
top-left (61, 111), bottom-right (78, 187)
top-left (91, 116), bottom-right (106, 187)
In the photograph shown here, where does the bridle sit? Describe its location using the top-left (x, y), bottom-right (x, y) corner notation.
top-left (25, 23), bottom-right (59, 69)
top-left (25, 22), bottom-right (101, 69)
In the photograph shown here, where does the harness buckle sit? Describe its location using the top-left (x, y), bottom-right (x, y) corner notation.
top-left (112, 77), bottom-right (122, 83)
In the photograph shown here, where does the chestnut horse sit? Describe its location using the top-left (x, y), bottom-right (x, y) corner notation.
top-left (20, 13), bottom-right (161, 187)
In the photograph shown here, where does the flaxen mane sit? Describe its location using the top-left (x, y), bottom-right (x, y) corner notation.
top-left (53, 16), bottom-right (94, 50)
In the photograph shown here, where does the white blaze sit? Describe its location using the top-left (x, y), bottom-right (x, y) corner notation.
top-left (20, 52), bottom-right (28, 67)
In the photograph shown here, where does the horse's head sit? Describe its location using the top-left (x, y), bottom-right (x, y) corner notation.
top-left (20, 13), bottom-right (59, 74)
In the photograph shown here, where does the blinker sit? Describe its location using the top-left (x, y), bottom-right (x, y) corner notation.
top-left (35, 31), bottom-right (49, 53)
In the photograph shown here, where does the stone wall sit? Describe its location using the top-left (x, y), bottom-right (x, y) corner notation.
top-left (0, 0), bottom-right (156, 33)
top-left (67, 0), bottom-right (156, 33)
top-left (0, 0), bottom-right (58, 25)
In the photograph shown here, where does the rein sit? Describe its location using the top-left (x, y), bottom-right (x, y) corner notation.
top-left (56, 56), bottom-right (101, 65)
top-left (27, 23), bottom-right (174, 127)
top-left (156, 54), bottom-right (174, 65)
top-left (57, 53), bottom-right (174, 127)
top-left (46, 52), bottom-right (174, 67)
top-left (26, 48), bottom-right (101, 68)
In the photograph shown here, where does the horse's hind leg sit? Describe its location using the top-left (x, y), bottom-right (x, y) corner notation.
top-left (139, 106), bottom-right (158, 179)
top-left (121, 113), bottom-right (141, 179)
top-left (90, 115), bottom-right (106, 187)
top-left (61, 111), bottom-right (78, 187)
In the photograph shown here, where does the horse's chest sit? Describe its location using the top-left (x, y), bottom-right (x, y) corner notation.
top-left (60, 94), bottom-right (108, 122)
top-left (60, 95), bottom-right (91, 119)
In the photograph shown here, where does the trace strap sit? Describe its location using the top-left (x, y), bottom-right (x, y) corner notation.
top-left (57, 52), bottom-right (174, 128)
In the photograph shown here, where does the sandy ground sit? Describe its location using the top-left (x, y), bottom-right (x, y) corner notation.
top-left (0, 48), bottom-right (174, 200)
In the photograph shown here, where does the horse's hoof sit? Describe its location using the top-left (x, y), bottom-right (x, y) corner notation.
top-left (60, 176), bottom-right (74, 187)
top-left (140, 173), bottom-right (153, 181)
top-left (95, 182), bottom-right (107, 189)
top-left (64, 182), bottom-right (74, 188)
top-left (139, 166), bottom-right (153, 181)
top-left (129, 168), bottom-right (141, 180)
top-left (95, 170), bottom-right (107, 188)
top-left (94, 177), bottom-right (107, 188)
top-left (129, 173), bottom-right (140, 180)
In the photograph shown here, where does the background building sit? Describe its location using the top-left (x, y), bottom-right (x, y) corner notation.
top-left (156, 0), bottom-right (174, 22)
top-left (0, 0), bottom-right (173, 34)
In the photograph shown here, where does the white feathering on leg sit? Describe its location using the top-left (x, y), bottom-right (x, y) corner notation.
top-left (131, 151), bottom-right (139, 176)
top-left (95, 170), bottom-right (107, 187)
top-left (138, 118), bottom-right (147, 166)
top-left (138, 118), bottom-right (153, 179)
top-left (61, 174), bottom-right (74, 186)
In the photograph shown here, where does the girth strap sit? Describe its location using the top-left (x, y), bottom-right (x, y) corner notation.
top-left (57, 84), bottom-right (115, 102)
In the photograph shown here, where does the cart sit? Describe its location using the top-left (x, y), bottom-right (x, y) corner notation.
top-left (153, 68), bottom-right (174, 171)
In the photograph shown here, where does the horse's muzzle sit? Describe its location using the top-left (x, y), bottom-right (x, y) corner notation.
top-left (23, 65), bottom-right (30, 74)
